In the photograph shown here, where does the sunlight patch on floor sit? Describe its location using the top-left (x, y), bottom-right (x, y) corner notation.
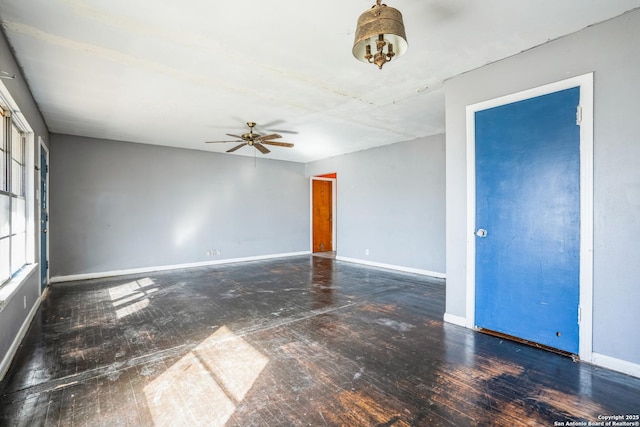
top-left (143, 325), bottom-right (269, 426)
top-left (108, 278), bottom-right (158, 319)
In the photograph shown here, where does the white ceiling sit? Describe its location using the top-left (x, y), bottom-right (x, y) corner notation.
top-left (1, 0), bottom-right (639, 163)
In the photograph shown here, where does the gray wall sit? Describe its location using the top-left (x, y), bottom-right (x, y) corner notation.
top-left (49, 135), bottom-right (310, 278)
top-left (0, 28), bottom-right (49, 374)
top-left (307, 135), bottom-right (446, 275)
top-left (445, 10), bottom-right (640, 364)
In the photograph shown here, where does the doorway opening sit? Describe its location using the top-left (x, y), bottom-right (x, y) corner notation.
top-left (311, 173), bottom-right (336, 257)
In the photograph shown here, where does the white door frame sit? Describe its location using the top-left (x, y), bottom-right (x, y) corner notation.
top-left (39, 138), bottom-right (50, 293)
top-left (465, 73), bottom-right (594, 362)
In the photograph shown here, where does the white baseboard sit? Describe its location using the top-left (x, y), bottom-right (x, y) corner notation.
top-left (0, 294), bottom-right (42, 381)
top-left (335, 256), bottom-right (446, 280)
top-left (591, 352), bottom-right (640, 379)
top-left (50, 251), bottom-right (311, 284)
top-left (443, 312), bottom-right (467, 327)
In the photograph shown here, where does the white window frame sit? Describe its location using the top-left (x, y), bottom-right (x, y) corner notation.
top-left (0, 79), bottom-right (36, 307)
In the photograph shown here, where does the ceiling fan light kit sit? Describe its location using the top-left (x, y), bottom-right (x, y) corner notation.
top-left (353, 0), bottom-right (408, 69)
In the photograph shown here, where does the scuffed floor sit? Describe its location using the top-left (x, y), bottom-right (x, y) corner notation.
top-left (1, 255), bottom-right (638, 426)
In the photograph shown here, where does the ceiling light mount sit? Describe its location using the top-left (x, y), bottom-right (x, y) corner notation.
top-left (353, 0), bottom-right (408, 69)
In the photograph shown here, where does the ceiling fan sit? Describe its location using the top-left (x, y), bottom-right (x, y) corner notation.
top-left (206, 122), bottom-right (294, 154)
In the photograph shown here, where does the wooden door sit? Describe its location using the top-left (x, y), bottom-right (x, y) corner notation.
top-left (312, 179), bottom-right (332, 252)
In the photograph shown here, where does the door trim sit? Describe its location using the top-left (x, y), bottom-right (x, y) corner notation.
top-left (310, 176), bottom-right (337, 253)
top-left (465, 73), bottom-right (594, 361)
top-left (39, 139), bottom-right (49, 293)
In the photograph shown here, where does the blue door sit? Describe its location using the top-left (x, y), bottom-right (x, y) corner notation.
top-left (475, 87), bottom-right (580, 354)
top-left (40, 149), bottom-right (48, 292)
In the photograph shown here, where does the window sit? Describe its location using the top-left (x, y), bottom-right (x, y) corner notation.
top-left (0, 108), bottom-right (29, 286)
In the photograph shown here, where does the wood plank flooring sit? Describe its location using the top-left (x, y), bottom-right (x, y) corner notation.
top-left (1, 255), bottom-right (638, 426)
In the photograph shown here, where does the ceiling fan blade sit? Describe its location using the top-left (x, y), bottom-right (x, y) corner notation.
top-left (227, 143), bottom-right (247, 153)
top-left (226, 133), bottom-right (245, 139)
top-left (259, 119), bottom-right (285, 128)
top-left (254, 143), bottom-right (271, 154)
top-left (255, 133), bottom-right (282, 141)
top-left (255, 120), bottom-right (297, 135)
top-left (205, 139), bottom-right (242, 143)
top-left (261, 141), bottom-right (294, 148)
top-left (268, 129), bottom-right (298, 135)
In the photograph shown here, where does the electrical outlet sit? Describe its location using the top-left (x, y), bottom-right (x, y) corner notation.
top-left (365, 249), bottom-right (369, 256)
top-left (206, 250), bottom-right (212, 256)
top-left (214, 250), bottom-right (221, 256)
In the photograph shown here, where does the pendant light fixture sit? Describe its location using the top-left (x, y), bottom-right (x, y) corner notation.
top-left (352, 0), bottom-right (408, 69)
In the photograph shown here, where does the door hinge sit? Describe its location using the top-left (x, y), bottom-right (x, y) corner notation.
top-left (576, 106), bottom-right (583, 126)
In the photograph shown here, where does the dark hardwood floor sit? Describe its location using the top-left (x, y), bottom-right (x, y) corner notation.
top-left (1, 255), bottom-right (638, 426)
